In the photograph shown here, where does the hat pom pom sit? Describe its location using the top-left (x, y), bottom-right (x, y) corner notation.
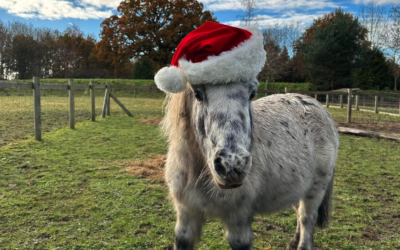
top-left (154, 66), bottom-right (187, 93)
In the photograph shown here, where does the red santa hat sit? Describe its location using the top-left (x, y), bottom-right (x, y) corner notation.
top-left (154, 21), bottom-right (266, 93)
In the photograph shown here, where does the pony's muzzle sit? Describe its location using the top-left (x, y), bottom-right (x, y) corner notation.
top-left (213, 151), bottom-right (251, 189)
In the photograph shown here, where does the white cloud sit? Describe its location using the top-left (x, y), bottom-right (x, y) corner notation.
top-left (199, 0), bottom-right (338, 11)
top-left (79, 0), bottom-right (122, 8)
top-left (224, 12), bottom-right (323, 28)
top-left (0, 0), bottom-right (113, 20)
top-left (352, 0), bottom-right (400, 5)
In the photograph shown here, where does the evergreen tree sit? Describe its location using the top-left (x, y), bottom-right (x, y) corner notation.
top-left (353, 47), bottom-right (392, 90)
top-left (133, 56), bottom-right (154, 79)
top-left (298, 9), bottom-right (368, 90)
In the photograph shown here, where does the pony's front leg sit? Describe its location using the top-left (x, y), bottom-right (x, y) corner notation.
top-left (223, 216), bottom-right (253, 250)
top-left (174, 204), bottom-right (205, 250)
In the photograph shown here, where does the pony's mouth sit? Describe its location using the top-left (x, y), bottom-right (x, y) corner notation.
top-left (217, 183), bottom-right (243, 189)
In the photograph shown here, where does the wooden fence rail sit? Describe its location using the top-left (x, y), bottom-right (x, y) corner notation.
top-left (1, 78), bottom-right (400, 141)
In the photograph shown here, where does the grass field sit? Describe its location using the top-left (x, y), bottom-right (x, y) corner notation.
top-left (0, 92), bottom-right (399, 249)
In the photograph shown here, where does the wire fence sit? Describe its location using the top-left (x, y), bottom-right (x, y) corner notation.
top-left (1, 79), bottom-right (400, 147)
top-left (316, 94), bottom-right (400, 114)
top-left (0, 88), bottom-right (34, 146)
top-left (0, 79), bottom-right (166, 147)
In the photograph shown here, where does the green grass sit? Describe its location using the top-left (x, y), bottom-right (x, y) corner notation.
top-left (0, 116), bottom-right (171, 249)
top-left (1, 94), bottom-right (400, 249)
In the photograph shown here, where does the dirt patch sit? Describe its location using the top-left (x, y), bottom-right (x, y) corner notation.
top-left (338, 121), bottom-right (400, 136)
top-left (125, 154), bottom-right (166, 180)
top-left (139, 117), bottom-right (162, 126)
top-left (361, 228), bottom-right (380, 241)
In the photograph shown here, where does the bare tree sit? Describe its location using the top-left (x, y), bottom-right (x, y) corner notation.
top-left (382, 5), bottom-right (400, 91)
top-left (358, 0), bottom-right (388, 48)
top-left (239, 0), bottom-right (257, 26)
top-left (258, 23), bottom-right (302, 87)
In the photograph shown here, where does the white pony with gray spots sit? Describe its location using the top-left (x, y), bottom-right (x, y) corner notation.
top-left (155, 22), bottom-right (339, 250)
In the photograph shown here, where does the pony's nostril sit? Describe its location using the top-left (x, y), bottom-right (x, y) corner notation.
top-left (243, 155), bottom-right (251, 166)
top-left (233, 167), bottom-right (242, 175)
top-left (214, 157), bottom-right (227, 178)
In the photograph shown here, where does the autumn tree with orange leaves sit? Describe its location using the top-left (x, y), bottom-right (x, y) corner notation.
top-left (95, 0), bottom-right (216, 78)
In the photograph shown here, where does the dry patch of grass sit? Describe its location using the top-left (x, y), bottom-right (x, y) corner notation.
top-left (139, 117), bottom-right (163, 126)
top-left (125, 154), bottom-right (166, 180)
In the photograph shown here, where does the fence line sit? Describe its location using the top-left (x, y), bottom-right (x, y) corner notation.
top-left (0, 78), bottom-right (149, 141)
top-left (258, 89), bottom-right (400, 120)
top-left (1, 78), bottom-right (400, 141)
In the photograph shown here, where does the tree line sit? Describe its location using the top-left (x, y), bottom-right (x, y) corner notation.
top-left (258, 4), bottom-right (400, 91)
top-left (0, 22), bottom-right (110, 79)
top-left (0, 0), bottom-right (399, 91)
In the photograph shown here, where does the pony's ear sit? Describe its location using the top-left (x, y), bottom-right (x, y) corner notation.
top-left (155, 66), bottom-right (187, 93)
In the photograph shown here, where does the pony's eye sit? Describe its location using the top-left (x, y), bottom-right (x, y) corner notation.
top-left (249, 91), bottom-right (256, 100)
top-left (194, 91), bottom-right (203, 102)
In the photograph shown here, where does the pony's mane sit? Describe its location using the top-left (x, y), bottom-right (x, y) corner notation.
top-left (161, 87), bottom-right (193, 141)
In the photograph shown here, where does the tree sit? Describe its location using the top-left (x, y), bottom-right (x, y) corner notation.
top-left (133, 56), bottom-right (154, 79)
top-left (239, 0), bottom-right (257, 26)
top-left (0, 21), bottom-right (11, 79)
top-left (382, 5), bottom-right (400, 91)
top-left (298, 9), bottom-right (368, 90)
top-left (258, 40), bottom-right (281, 85)
top-left (11, 34), bottom-right (40, 79)
top-left (352, 47), bottom-right (391, 90)
top-left (96, 0), bottom-right (216, 77)
top-left (52, 25), bottom-right (99, 78)
top-left (358, 0), bottom-right (387, 48)
top-left (258, 23), bottom-right (303, 86)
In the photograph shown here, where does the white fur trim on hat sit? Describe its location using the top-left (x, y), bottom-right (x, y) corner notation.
top-left (179, 26), bottom-right (266, 85)
top-left (154, 66), bottom-right (187, 93)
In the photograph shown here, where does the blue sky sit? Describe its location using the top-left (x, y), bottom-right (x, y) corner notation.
top-left (0, 0), bottom-right (399, 40)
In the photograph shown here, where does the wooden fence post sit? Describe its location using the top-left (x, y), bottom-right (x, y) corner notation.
top-left (326, 94), bottom-right (329, 107)
top-left (68, 79), bottom-right (75, 129)
top-left (285, 87), bottom-right (288, 93)
top-left (340, 95), bottom-right (343, 108)
top-left (33, 77), bottom-right (41, 141)
top-left (355, 95), bottom-right (359, 111)
top-left (90, 81), bottom-right (95, 122)
top-left (106, 84), bottom-right (111, 116)
top-left (375, 96), bottom-right (378, 114)
top-left (102, 89), bottom-right (109, 118)
top-left (347, 89), bottom-right (352, 123)
top-left (314, 94), bottom-right (318, 100)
